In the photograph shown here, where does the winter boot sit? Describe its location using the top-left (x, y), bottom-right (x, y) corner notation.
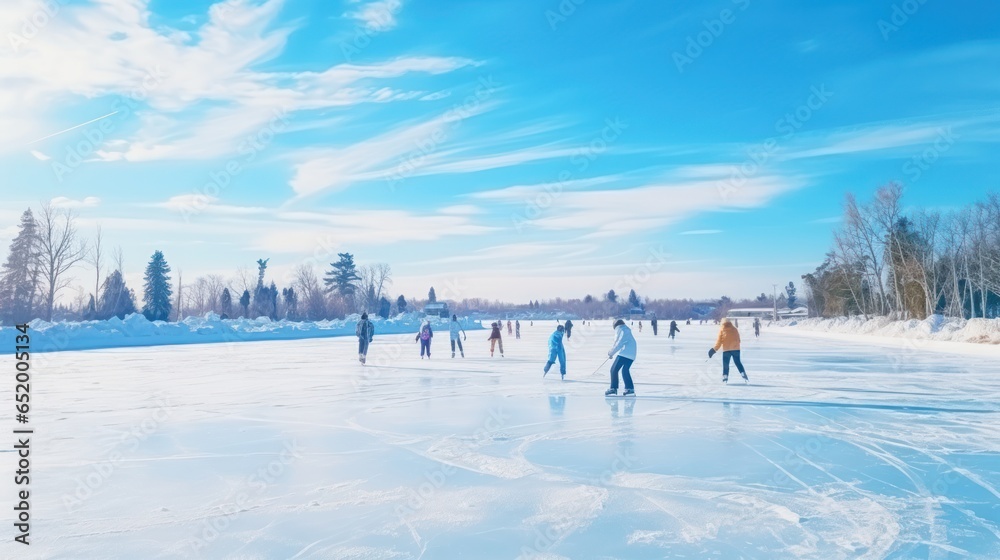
top-left (741, 372), bottom-right (749, 384)
top-left (722, 376), bottom-right (729, 384)
top-left (623, 389), bottom-right (635, 397)
top-left (452, 352), bottom-right (456, 358)
top-left (605, 388), bottom-right (618, 397)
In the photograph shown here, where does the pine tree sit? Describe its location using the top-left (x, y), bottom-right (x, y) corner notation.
top-left (239, 290), bottom-right (251, 317)
top-left (324, 253), bottom-right (360, 297)
top-left (282, 287), bottom-right (298, 320)
top-left (628, 289), bottom-right (641, 309)
top-left (98, 270), bottom-right (137, 320)
top-left (220, 288), bottom-right (233, 318)
top-left (786, 282), bottom-right (798, 309)
top-left (396, 294), bottom-right (407, 313)
top-left (0, 209), bottom-right (40, 325)
top-left (84, 295), bottom-right (96, 320)
top-left (428, 287), bottom-right (437, 303)
top-left (141, 250), bottom-right (173, 322)
top-left (268, 281), bottom-right (279, 319)
top-left (606, 290), bottom-right (618, 303)
top-left (378, 296), bottom-right (391, 319)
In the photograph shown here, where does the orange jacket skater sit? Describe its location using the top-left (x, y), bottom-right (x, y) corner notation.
top-left (708, 319), bottom-right (749, 384)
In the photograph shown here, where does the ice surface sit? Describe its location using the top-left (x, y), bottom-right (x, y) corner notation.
top-left (4, 321), bottom-right (999, 559)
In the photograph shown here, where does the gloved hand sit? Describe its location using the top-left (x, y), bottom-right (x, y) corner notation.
top-left (708, 348), bottom-right (717, 359)
top-left (608, 352), bottom-right (613, 359)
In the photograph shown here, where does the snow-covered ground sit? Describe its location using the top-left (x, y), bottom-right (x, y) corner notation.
top-left (780, 315), bottom-right (1000, 345)
top-left (5, 321), bottom-right (1000, 559)
top-left (0, 312), bottom-right (484, 353)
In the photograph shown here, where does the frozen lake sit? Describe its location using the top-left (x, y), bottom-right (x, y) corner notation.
top-left (6, 321), bottom-right (1000, 559)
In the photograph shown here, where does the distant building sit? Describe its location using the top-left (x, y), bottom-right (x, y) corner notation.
top-left (727, 307), bottom-right (809, 321)
top-left (423, 302), bottom-right (450, 318)
top-left (627, 307), bottom-right (646, 319)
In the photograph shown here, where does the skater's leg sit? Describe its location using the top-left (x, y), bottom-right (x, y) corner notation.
top-left (558, 348), bottom-right (567, 376)
top-left (722, 351), bottom-right (733, 381)
top-left (620, 357), bottom-right (634, 391)
top-left (457, 338), bottom-right (464, 356)
top-left (544, 348), bottom-right (557, 374)
top-left (499, 340), bottom-right (504, 356)
top-left (450, 339), bottom-right (456, 354)
top-left (609, 357), bottom-right (623, 390)
top-left (733, 350), bottom-right (748, 377)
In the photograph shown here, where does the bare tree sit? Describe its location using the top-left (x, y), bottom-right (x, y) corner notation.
top-left (88, 225), bottom-right (104, 309)
top-left (36, 203), bottom-right (88, 321)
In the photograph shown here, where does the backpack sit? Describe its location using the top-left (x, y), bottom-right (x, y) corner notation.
top-left (420, 326), bottom-right (432, 341)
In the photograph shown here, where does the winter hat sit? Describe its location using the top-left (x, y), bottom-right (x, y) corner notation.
top-left (361, 313), bottom-right (368, 320)
top-left (556, 325), bottom-right (565, 332)
top-left (613, 319), bottom-right (625, 329)
top-left (722, 318), bottom-right (732, 325)
top-left (452, 314), bottom-right (458, 321)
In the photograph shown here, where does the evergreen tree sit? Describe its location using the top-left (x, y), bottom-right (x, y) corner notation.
top-left (239, 290), bottom-right (251, 317)
top-left (84, 294), bottom-right (96, 320)
top-left (220, 288), bottom-right (233, 318)
top-left (584, 294), bottom-right (594, 304)
top-left (606, 290), bottom-right (618, 303)
top-left (141, 250), bottom-right (173, 322)
top-left (378, 296), bottom-right (391, 319)
top-left (396, 294), bottom-right (407, 313)
top-left (428, 287), bottom-right (437, 303)
top-left (786, 282), bottom-right (798, 309)
top-left (268, 281), bottom-right (279, 319)
top-left (0, 209), bottom-right (40, 325)
top-left (282, 287), bottom-right (298, 320)
top-left (98, 270), bottom-right (137, 320)
top-left (324, 253), bottom-right (360, 297)
top-left (628, 289), bottom-right (642, 309)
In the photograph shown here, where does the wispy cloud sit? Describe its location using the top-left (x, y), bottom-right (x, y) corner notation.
top-left (346, 0), bottom-right (404, 31)
top-left (50, 196), bottom-right (101, 209)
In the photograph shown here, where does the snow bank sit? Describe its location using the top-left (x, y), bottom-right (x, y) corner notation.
top-left (778, 314), bottom-right (1000, 345)
top-left (0, 312), bottom-right (484, 353)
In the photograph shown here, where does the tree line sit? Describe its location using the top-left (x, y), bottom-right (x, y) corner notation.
top-left (803, 184), bottom-right (1000, 320)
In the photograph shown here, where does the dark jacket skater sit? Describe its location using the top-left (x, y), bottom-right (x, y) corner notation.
top-left (489, 322), bottom-right (504, 357)
top-left (356, 313), bottom-right (374, 365)
top-left (651, 317), bottom-right (659, 336)
top-left (564, 319), bottom-right (574, 339)
top-left (669, 321), bottom-right (680, 339)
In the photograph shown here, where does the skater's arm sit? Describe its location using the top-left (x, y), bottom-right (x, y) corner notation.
top-left (712, 330), bottom-right (725, 352)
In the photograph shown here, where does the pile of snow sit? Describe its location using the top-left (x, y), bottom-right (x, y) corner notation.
top-left (779, 314), bottom-right (1000, 345)
top-left (0, 312), bottom-right (483, 353)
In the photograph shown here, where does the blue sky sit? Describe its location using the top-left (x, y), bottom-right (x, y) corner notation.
top-left (1, 0), bottom-right (998, 303)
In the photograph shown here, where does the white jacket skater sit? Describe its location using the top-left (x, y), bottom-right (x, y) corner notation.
top-left (606, 319), bottom-right (637, 397)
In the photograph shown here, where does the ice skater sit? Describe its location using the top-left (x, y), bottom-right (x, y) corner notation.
top-left (416, 320), bottom-right (433, 359)
top-left (708, 318), bottom-right (749, 384)
top-left (638, 321), bottom-right (643, 332)
top-left (507, 320), bottom-right (513, 335)
top-left (489, 322), bottom-right (504, 357)
top-left (564, 319), bottom-right (574, 339)
top-left (605, 319), bottom-right (637, 397)
top-left (356, 312), bottom-right (374, 365)
top-left (651, 316), bottom-right (659, 336)
top-left (543, 324), bottom-right (567, 379)
top-left (669, 320), bottom-right (680, 340)
top-left (449, 314), bottom-right (467, 358)
top-left (754, 318), bottom-right (761, 339)
top-left (515, 320), bottom-right (521, 339)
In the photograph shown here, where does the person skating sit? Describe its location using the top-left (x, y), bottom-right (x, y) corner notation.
top-left (754, 318), bottom-right (761, 339)
top-left (449, 314), bottom-right (467, 358)
top-left (507, 320), bottom-right (513, 335)
top-left (651, 316), bottom-right (659, 336)
top-left (416, 320), bottom-right (433, 359)
top-left (638, 321), bottom-right (643, 333)
top-left (669, 320), bottom-right (680, 340)
top-left (488, 322), bottom-right (504, 357)
top-left (564, 319), bottom-right (574, 339)
top-left (543, 325), bottom-right (567, 379)
top-left (605, 319), bottom-right (637, 397)
top-left (515, 320), bottom-right (521, 339)
top-left (356, 312), bottom-right (374, 365)
top-left (708, 318), bottom-right (749, 384)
